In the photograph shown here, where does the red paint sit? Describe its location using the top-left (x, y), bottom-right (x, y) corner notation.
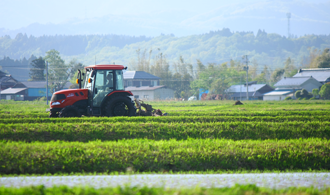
top-left (50, 89), bottom-right (89, 109)
top-left (84, 65), bottom-right (125, 70)
top-left (107, 90), bottom-right (133, 96)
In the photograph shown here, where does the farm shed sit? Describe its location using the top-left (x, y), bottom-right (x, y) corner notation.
top-left (0, 87), bottom-right (27, 100)
top-left (263, 90), bottom-right (293, 101)
top-left (293, 68), bottom-right (330, 84)
top-left (226, 82), bottom-right (274, 100)
top-left (125, 85), bottom-right (174, 100)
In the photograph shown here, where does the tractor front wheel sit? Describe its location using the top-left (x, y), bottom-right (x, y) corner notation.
top-left (49, 111), bottom-right (59, 118)
top-left (59, 105), bottom-right (81, 118)
top-left (104, 95), bottom-right (136, 117)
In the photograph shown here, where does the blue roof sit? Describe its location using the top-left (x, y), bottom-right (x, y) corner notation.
top-left (226, 84), bottom-right (267, 93)
top-left (274, 77), bottom-right (313, 87)
top-left (293, 68), bottom-right (330, 83)
top-left (123, 71), bottom-right (160, 80)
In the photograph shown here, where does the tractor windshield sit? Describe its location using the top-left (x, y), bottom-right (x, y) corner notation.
top-left (115, 70), bottom-right (124, 90)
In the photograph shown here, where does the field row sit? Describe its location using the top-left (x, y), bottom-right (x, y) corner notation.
top-left (1, 115), bottom-right (330, 124)
top-left (1, 110), bottom-right (330, 119)
top-left (1, 185), bottom-right (329, 195)
top-left (0, 139), bottom-right (329, 174)
top-left (1, 121), bottom-right (330, 142)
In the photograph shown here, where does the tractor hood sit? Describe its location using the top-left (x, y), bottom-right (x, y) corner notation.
top-left (50, 88), bottom-right (89, 108)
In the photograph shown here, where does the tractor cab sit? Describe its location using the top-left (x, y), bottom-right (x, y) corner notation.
top-left (49, 65), bottom-right (136, 117)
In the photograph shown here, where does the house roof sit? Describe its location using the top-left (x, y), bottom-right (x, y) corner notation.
top-left (274, 76), bottom-right (316, 87)
top-left (22, 81), bottom-right (72, 89)
top-left (294, 68), bottom-right (330, 83)
top-left (22, 81), bottom-right (47, 88)
top-left (226, 84), bottom-right (268, 93)
top-left (125, 85), bottom-right (166, 91)
top-left (123, 71), bottom-right (160, 80)
top-left (0, 74), bottom-right (19, 83)
top-left (0, 87), bottom-right (27, 94)
top-left (264, 90), bottom-right (293, 96)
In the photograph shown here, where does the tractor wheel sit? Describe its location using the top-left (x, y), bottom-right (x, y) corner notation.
top-left (49, 111), bottom-right (59, 118)
top-left (59, 106), bottom-right (81, 118)
top-left (104, 95), bottom-right (136, 117)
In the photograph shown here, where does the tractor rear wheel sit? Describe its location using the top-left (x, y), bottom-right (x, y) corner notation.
top-left (104, 95), bottom-right (136, 117)
top-left (59, 105), bottom-right (81, 118)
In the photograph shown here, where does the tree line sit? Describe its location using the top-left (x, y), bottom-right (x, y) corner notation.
top-left (131, 47), bottom-right (330, 99)
top-left (1, 46), bottom-right (329, 100)
top-left (0, 28), bottom-right (329, 68)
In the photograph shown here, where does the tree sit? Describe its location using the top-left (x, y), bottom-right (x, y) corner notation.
top-left (295, 90), bottom-right (301, 99)
top-left (44, 49), bottom-right (69, 91)
top-left (29, 57), bottom-right (45, 81)
top-left (306, 48), bottom-right (330, 68)
top-left (299, 89), bottom-right (312, 99)
top-left (190, 61), bottom-right (243, 99)
top-left (319, 83), bottom-right (330, 99)
top-left (284, 57), bottom-right (297, 77)
top-left (315, 48), bottom-right (330, 68)
top-left (312, 88), bottom-right (319, 98)
top-left (270, 68), bottom-right (285, 85)
top-left (171, 56), bottom-right (193, 98)
top-left (69, 59), bottom-right (85, 88)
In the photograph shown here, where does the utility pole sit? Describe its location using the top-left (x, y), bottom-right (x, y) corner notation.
top-left (46, 61), bottom-right (49, 105)
top-left (240, 75), bottom-right (242, 101)
top-left (287, 12), bottom-right (291, 39)
top-left (242, 55), bottom-right (249, 100)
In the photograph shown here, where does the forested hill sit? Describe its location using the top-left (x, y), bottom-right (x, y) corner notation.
top-left (1, 29), bottom-right (330, 68)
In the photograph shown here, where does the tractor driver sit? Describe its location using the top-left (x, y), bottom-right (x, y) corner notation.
top-left (105, 72), bottom-right (113, 90)
top-left (93, 71), bottom-right (114, 106)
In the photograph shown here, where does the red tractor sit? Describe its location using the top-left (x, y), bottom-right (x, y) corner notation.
top-left (48, 65), bottom-right (136, 117)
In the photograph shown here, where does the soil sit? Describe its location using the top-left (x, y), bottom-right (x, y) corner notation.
top-left (234, 100), bottom-right (243, 105)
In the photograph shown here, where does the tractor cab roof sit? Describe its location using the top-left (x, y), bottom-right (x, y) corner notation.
top-left (84, 65), bottom-right (126, 70)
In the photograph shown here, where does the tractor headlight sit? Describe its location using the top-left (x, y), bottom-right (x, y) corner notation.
top-left (51, 102), bottom-right (61, 106)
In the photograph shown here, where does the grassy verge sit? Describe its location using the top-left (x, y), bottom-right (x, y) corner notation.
top-left (0, 184), bottom-right (329, 195)
top-left (1, 139), bottom-right (329, 175)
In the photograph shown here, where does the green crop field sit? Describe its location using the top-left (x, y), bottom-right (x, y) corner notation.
top-left (1, 100), bottom-right (330, 193)
top-left (1, 184), bottom-right (330, 195)
top-left (1, 100), bottom-right (330, 174)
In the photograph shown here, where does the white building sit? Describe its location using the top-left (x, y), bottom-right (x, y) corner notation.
top-left (126, 86), bottom-right (174, 100)
top-left (123, 71), bottom-right (174, 100)
top-left (263, 91), bottom-right (293, 101)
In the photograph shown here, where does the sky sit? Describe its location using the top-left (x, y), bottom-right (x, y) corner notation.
top-left (0, 0), bottom-right (329, 37)
top-left (0, 0), bottom-right (257, 29)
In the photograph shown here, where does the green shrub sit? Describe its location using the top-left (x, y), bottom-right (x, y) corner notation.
top-left (284, 96), bottom-right (292, 100)
top-left (320, 82), bottom-right (330, 99)
top-left (295, 90), bottom-right (302, 98)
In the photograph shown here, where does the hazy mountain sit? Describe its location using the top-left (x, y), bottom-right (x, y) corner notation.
top-left (1, 1), bottom-right (329, 38)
